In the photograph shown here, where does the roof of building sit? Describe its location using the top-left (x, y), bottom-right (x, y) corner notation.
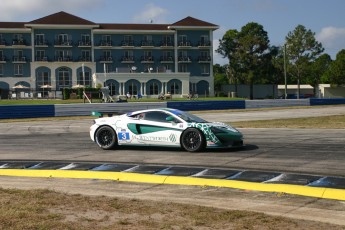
top-left (28, 11), bottom-right (97, 25)
top-left (0, 11), bottom-right (218, 31)
top-left (171, 16), bottom-right (218, 27)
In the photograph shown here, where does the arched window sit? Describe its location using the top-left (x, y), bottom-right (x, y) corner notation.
top-left (57, 67), bottom-right (71, 90)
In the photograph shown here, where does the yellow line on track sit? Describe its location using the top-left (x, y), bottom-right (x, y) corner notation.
top-left (0, 169), bottom-right (344, 201)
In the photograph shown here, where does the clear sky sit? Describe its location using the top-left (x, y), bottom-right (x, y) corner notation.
top-left (1, 0), bottom-right (344, 65)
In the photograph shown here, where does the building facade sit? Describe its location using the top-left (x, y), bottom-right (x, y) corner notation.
top-left (0, 11), bottom-right (218, 99)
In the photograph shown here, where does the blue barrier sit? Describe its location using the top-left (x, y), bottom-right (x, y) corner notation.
top-left (167, 100), bottom-right (245, 111)
top-left (0, 105), bottom-right (55, 119)
top-left (310, 98), bottom-right (345, 106)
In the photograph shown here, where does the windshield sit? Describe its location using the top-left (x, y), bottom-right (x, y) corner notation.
top-left (174, 110), bottom-right (208, 123)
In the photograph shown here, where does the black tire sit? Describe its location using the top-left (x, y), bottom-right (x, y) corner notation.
top-left (95, 126), bottom-right (117, 150)
top-left (181, 128), bottom-right (206, 152)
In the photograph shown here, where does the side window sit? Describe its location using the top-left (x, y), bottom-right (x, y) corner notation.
top-left (143, 111), bottom-right (169, 123)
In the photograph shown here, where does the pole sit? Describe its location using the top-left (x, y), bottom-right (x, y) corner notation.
top-left (283, 44), bottom-right (287, 99)
top-left (103, 63), bottom-right (107, 87)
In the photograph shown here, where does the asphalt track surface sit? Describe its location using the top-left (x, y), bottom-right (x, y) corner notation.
top-left (1, 105), bottom-right (345, 225)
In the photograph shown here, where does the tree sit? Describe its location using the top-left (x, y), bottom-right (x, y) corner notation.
top-left (213, 64), bottom-right (228, 96)
top-left (308, 54), bottom-right (332, 95)
top-left (285, 25), bottom-right (324, 98)
top-left (324, 49), bottom-right (345, 86)
top-left (217, 23), bottom-right (271, 99)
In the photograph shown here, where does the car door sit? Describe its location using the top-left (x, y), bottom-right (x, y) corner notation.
top-left (127, 111), bottom-right (182, 146)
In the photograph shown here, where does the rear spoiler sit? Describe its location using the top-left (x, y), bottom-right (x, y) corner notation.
top-left (91, 111), bottom-right (121, 118)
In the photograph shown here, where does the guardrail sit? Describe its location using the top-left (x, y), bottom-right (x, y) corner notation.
top-left (0, 99), bottom-right (344, 119)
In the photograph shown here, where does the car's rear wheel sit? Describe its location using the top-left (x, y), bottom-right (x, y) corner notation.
top-left (181, 128), bottom-right (206, 152)
top-left (95, 126), bottom-right (117, 150)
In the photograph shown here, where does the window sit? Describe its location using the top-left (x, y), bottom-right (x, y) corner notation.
top-left (0, 64), bottom-right (3, 75)
top-left (0, 50), bottom-right (3, 60)
top-left (128, 81), bottom-right (138, 95)
top-left (149, 82), bottom-right (159, 95)
top-left (81, 50), bottom-right (91, 61)
top-left (37, 71), bottom-right (49, 86)
top-left (81, 34), bottom-right (90, 45)
top-left (179, 35), bottom-right (189, 46)
top-left (101, 35), bottom-right (111, 46)
top-left (13, 34), bottom-right (24, 45)
top-left (143, 111), bottom-right (170, 123)
top-left (78, 71), bottom-right (91, 86)
top-left (55, 50), bottom-right (72, 61)
top-left (170, 82), bottom-right (179, 94)
top-left (201, 64), bottom-right (210, 74)
top-left (58, 68), bottom-right (71, 89)
top-left (142, 35), bottom-right (152, 46)
top-left (123, 35), bottom-right (133, 46)
top-left (162, 35), bottom-right (172, 46)
top-left (200, 35), bottom-right (209, 46)
top-left (103, 50), bottom-right (112, 61)
top-left (35, 34), bottom-right (45, 45)
top-left (178, 64), bottom-right (188, 72)
top-left (162, 51), bottom-right (173, 61)
top-left (36, 50), bottom-right (46, 61)
top-left (104, 63), bottom-right (112, 73)
top-left (14, 64), bottom-right (23, 76)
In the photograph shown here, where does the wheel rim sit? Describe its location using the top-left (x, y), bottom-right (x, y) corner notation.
top-left (97, 129), bottom-right (114, 147)
top-left (183, 131), bottom-right (201, 150)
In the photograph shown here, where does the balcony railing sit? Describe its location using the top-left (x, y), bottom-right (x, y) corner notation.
top-left (54, 40), bottom-right (73, 46)
top-left (141, 56), bottom-right (154, 63)
top-left (121, 56), bottom-right (135, 63)
top-left (12, 56), bottom-right (27, 63)
top-left (0, 39), bottom-right (6, 46)
top-left (121, 41), bottom-right (134, 47)
top-left (35, 56), bottom-right (48, 62)
top-left (198, 41), bottom-right (211, 47)
top-left (78, 41), bottom-right (91, 47)
top-left (12, 39), bottom-right (26, 46)
top-left (79, 56), bottom-right (92, 62)
top-left (99, 56), bottom-right (113, 63)
top-left (0, 56), bottom-right (6, 62)
top-left (99, 41), bottom-right (112, 47)
top-left (35, 40), bottom-right (48, 46)
top-left (141, 41), bottom-right (154, 47)
top-left (178, 41), bottom-right (192, 47)
top-left (198, 56), bottom-right (211, 62)
top-left (160, 56), bottom-right (174, 62)
top-left (55, 56), bottom-right (73, 62)
top-left (160, 41), bottom-right (173, 47)
top-left (178, 56), bottom-right (192, 62)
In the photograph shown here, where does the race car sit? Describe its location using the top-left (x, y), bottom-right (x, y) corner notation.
top-left (90, 108), bottom-right (243, 152)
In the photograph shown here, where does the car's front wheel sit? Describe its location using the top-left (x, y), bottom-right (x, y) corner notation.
top-left (181, 128), bottom-right (206, 152)
top-left (95, 126), bottom-right (117, 150)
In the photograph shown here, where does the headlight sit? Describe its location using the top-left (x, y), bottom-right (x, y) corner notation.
top-left (210, 126), bottom-right (226, 134)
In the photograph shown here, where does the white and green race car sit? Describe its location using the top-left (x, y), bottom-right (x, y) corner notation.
top-left (90, 108), bottom-right (243, 152)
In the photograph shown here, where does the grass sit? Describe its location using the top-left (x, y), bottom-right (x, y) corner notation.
top-left (231, 115), bottom-right (345, 129)
top-left (0, 188), bottom-right (341, 230)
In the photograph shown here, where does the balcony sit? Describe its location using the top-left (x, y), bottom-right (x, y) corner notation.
top-left (121, 41), bottom-right (134, 47)
top-left (12, 56), bottom-right (28, 63)
top-left (141, 41), bottom-right (154, 47)
top-left (35, 56), bottom-right (48, 62)
top-left (99, 40), bottom-right (112, 47)
top-left (78, 56), bottom-right (92, 62)
top-left (198, 41), bottom-right (211, 47)
top-left (178, 56), bottom-right (192, 63)
top-left (99, 56), bottom-right (113, 63)
top-left (78, 41), bottom-right (91, 47)
top-left (0, 39), bottom-right (6, 47)
top-left (0, 56), bottom-right (6, 63)
top-left (54, 40), bottom-right (73, 47)
top-left (198, 56), bottom-right (211, 63)
top-left (178, 41), bottom-right (192, 48)
top-left (141, 56), bottom-right (154, 63)
top-left (35, 40), bottom-right (48, 47)
top-left (160, 41), bottom-right (173, 47)
top-left (121, 56), bottom-right (135, 63)
top-left (12, 39), bottom-right (27, 47)
top-left (55, 56), bottom-right (73, 62)
top-left (160, 56), bottom-right (174, 63)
